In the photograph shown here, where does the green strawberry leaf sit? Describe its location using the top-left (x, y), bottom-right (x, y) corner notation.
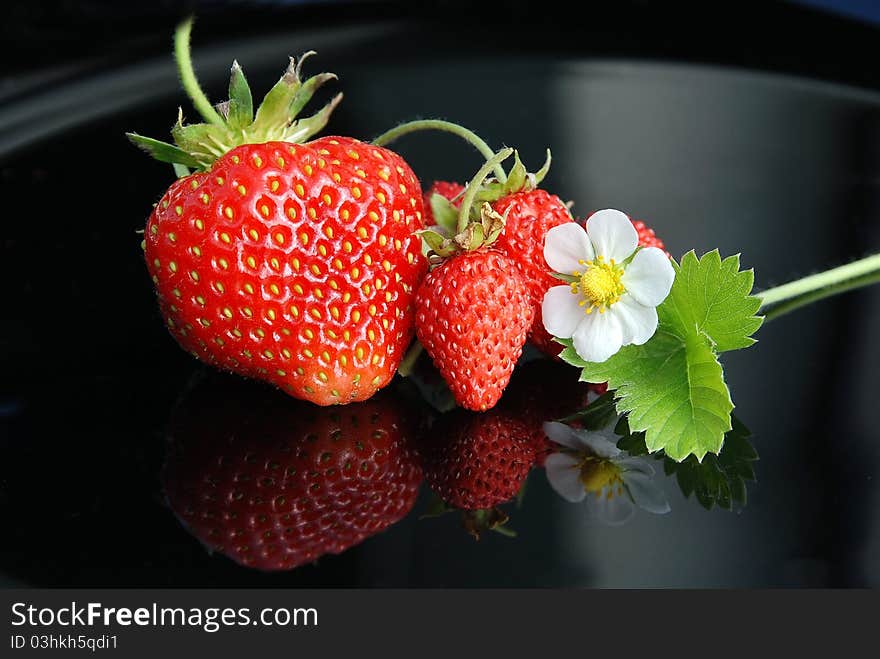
top-left (662, 250), bottom-right (763, 352)
top-left (573, 331), bottom-right (733, 461)
top-left (558, 250), bottom-right (763, 462)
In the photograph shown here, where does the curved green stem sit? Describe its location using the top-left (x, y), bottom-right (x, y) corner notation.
top-left (457, 148), bottom-right (513, 233)
top-left (372, 120), bottom-right (507, 183)
top-left (174, 17), bottom-right (225, 127)
top-left (756, 254), bottom-right (880, 309)
top-left (762, 269), bottom-right (880, 322)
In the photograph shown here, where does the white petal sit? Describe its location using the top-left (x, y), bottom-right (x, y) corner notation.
top-left (621, 247), bottom-right (675, 308)
top-left (542, 421), bottom-right (585, 450)
top-left (545, 453), bottom-right (586, 503)
top-left (542, 286), bottom-right (585, 339)
top-left (623, 471), bottom-right (671, 514)
top-left (616, 457), bottom-right (655, 477)
top-left (572, 310), bottom-right (623, 363)
top-left (585, 209), bottom-right (638, 263)
top-left (584, 488), bottom-right (634, 526)
top-left (543, 223), bottom-right (594, 274)
top-left (611, 295), bottom-right (658, 346)
top-left (578, 431), bottom-right (621, 459)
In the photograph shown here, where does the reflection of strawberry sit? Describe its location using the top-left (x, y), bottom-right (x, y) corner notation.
top-left (162, 376), bottom-right (422, 571)
top-left (131, 22), bottom-right (427, 405)
top-left (419, 408), bottom-right (535, 510)
top-left (500, 360), bottom-right (605, 465)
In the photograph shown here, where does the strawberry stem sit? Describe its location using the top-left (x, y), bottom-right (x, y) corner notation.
top-left (457, 148), bottom-right (513, 233)
top-left (174, 17), bottom-right (225, 127)
top-left (397, 341), bottom-right (424, 377)
top-left (759, 252), bottom-right (880, 321)
top-left (372, 120), bottom-right (507, 183)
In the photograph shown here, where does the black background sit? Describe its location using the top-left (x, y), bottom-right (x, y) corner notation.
top-left (1, 0), bottom-right (879, 588)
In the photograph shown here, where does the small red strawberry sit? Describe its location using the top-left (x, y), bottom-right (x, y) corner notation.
top-left (419, 408), bottom-right (535, 511)
top-left (416, 248), bottom-right (533, 411)
top-left (415, 220), bottom-right (535, 411)
top-left (420, 154), bottom-right (574, 359)
top-left (130, 21), bottom-right (427, 405)
top-left (492, 188), bottom-right (574, 356)
top-left (415, 151), bottom-right (536, 411)
top-left (162, 375), bottom-right (422, 571)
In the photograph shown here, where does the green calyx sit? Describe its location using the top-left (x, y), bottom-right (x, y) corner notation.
top-left (473, 147), bottom-right (553, 204)
top-left (419, 147), bottom-right (516, 260)
top-left (127, 18), bottom-right (341, 173)
top-left (420, 147), bottom-right (553, 260)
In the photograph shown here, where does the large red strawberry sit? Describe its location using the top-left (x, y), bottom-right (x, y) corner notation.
top-left (419, 408), bottom-right (535, 515)
top-left (130, 21), bottom-right (427, 405)
top-left (162, 374), bottom-right (422, 571)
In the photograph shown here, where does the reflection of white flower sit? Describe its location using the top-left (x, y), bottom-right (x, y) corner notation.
top-left (541, 210), bottom-right (675, 363)
top-left (543, 421), bottom-right (670, 525)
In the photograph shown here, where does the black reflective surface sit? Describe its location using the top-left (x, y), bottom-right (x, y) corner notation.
top-left (1, 3), bottom-right (880, 587)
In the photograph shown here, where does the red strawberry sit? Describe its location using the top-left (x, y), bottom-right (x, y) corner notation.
top-left (414, 248), bottom-right (534, 411)
top-left (422, 180), bottom-right (464, 226)
top-left (492, 189), bottom-right (574, 357)
top-left (419, 408), bottom-right (535, 510)
top-left (162, 375), bottom-right (422, 571)
top-left (420, 168), bottom-right (574, 359)
top-left (131, 22), bottom-right (427, 405)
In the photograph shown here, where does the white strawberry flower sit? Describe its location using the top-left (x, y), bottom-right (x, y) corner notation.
top-left (542, 209), bottom-right (675, 363)
top-left (543, 421), bottom-right (670, 525)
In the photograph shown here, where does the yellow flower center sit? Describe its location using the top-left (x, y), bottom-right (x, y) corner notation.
top-left (570, 257), bottom-right (625, 314)
top-left (578, 457), bottom-right (624, 499)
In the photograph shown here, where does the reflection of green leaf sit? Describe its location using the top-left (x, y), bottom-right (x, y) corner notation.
top-left (560, 251), bottom-right (763, 462)
top-left (664, 416), bottom-right (757, 510)
top-left (617, 416), bottom-right (757, 510)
